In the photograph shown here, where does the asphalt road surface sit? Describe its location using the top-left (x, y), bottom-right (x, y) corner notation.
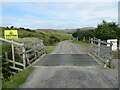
top-left (20, 41), bottom-right (118, 88)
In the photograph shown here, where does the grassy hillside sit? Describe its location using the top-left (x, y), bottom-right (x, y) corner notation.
top-left (1, 29), bottom-right (72, 45)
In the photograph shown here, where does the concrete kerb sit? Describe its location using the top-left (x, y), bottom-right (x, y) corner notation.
top-left (31, 54), bottom-right (46, 66)
top-left (88, 52), bottom-right (105, 69)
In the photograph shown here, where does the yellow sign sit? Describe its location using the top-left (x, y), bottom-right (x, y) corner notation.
top-left (4, 30), bottom-right (18, 39)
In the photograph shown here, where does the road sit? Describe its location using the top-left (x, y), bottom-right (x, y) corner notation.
top-left (51, 41), bottom-right (83, 54)
top-left (20, 41), bottom-right (118, 88)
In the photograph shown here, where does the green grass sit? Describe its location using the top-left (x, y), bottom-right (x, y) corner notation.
top-left (2, 67), bottom-right (35, 89)
top-left (44, 42), bottom-right (59, 54)
top-left (70, 41), bottom-right (90, 46)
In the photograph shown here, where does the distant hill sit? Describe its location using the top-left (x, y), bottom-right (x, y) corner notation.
top-left (34, 27), bottom-right (96, 34)
top-left (34, 29), bottom-right (76, 34)
top-left (78, 27), bottom-right (96, 30)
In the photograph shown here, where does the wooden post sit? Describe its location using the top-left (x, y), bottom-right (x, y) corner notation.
top-left (89, 37), bottom-right (90, 43)
top-left (26, 54), bottom-right (31, 66)
top-left (98, 39), bottom-right (101, 57)
top-left (34, 41), bottom-right (37, 58)
top-left (118, 40), bottom-right (120, 50)
top-left (91, 38), bottom-right (93, 45)
top-left (110, 42), bottom-right (112, 51)
top-left (93, 37), bottom-right (95, 44)
top-left (11, 40), bottom-right (15, 67)
top-left (5, 52), bottom-right (8, 60)
top-left (76, 37), bottom-right (78, 41)
top-left (83, 37), bottom-right (85, 41)
top-left (41, 40), bottom-right (45, 54)
top-left (22, 46), bottom-right (26, 69)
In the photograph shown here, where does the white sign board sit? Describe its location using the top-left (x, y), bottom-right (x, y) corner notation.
top-left (107, 39), bottom-right (117, 51)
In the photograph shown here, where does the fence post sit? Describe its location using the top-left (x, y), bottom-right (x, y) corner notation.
top-left (5, 52), bottom-right (8, 60)
top-left (93, 37), bottom-right (95, 44)
top-left (76, 37), bottom-right (78, 41)
top-left (34, 41), bottom-right (37, 58)
top-left (89, 37), bottom-right (90, 43)
top-left (11, 40), bottom-right (15, 67)
top-left (90, 38), bottom-right (93, 49)
top-left (98, 39), bottom-right (101, 57)
top-left (118, 40), bottom-right (120, 50)
top-left (91, 38), bottom-right (93, 44)
top-left (22, 46), bottom-right (26, 69)
top-left (83, 37), bottom-right (85, 41)
top-left (42, 40), bottom-right (45, 54)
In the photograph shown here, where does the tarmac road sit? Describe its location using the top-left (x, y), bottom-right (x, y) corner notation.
top-left (20, 41), bottom-right (118, 88)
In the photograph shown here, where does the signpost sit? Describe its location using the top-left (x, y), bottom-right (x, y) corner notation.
top-left (4, 30), bottom-right (18, 67)
top-left (4, 30), bottom-right (18, 39)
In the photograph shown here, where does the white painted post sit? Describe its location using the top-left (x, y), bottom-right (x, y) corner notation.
top-left (11, 40), bottom-right (15, 67)
top-left (22, 46), bottom-right (26, 69)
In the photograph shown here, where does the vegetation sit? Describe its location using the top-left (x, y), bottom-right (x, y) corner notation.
top-left (70, 41), bottom-right (90, 46)
top-left (72, 21), bottom-right (120, 41)
top-left (72, 29), bottom-right (94, 41)
top-left (44, 43), bottom-right (59, 54)
top-left (94, 21), bottom-right (120, 40)
top-left (2, 67), bottom-right (35, 88)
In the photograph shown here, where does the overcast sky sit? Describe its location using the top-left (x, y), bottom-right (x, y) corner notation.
top-left (1, 0), bottom-right (119, 29)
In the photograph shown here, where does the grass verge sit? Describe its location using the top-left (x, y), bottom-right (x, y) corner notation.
top-left (69, 41), bottom-right (90, 46)
top-left (44, 42), bottom-right (59, 54)
top-left (2, 67), bottom-right (35, 89)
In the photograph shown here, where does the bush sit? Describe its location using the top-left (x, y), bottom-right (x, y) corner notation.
top-left (72, 20), bottom-right (120, 40)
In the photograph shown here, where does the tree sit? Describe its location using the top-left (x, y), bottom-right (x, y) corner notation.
top-left (94, 20), bottom-right (120, 40)
top-left (72, 29), bottom-right (94, 41)
top-left (10, 26), bottom-right (14, 29)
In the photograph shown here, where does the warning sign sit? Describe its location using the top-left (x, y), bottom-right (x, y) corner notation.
top-left (4, 30), bottom-right (18, 39)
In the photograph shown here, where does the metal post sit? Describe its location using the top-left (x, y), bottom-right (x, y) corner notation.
top-left (22, 46), bottom-right (26, 69)
top-left (11, 40), bottom-right (15, 67)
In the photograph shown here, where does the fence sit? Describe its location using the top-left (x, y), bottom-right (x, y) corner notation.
top-left (1, 37), bottom-right (45, 74)
top-left (89, 38), bottom-right (113, 68)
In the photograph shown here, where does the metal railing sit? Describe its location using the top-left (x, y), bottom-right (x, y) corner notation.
top-left (89, 38), bottom-right (113, 68)
top-left (1, 37), bottom-right (45, 74)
